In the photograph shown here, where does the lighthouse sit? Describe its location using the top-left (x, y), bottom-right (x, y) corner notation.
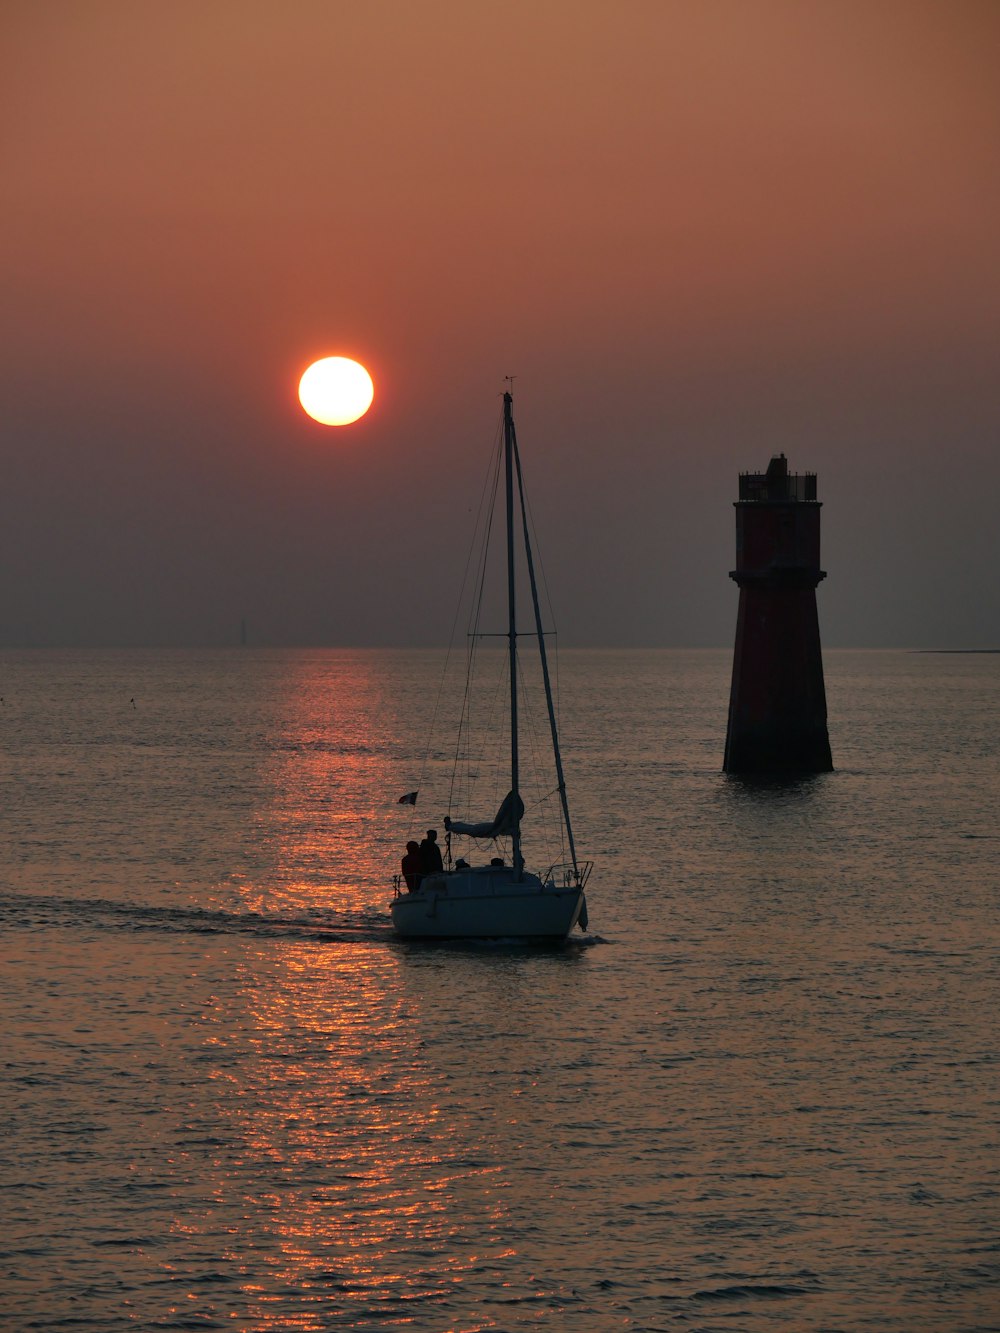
top-left (724, 453), bottom-right (833, 774)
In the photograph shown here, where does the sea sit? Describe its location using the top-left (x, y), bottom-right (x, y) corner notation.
top-left (1, 647), bottom-right (997, 1333)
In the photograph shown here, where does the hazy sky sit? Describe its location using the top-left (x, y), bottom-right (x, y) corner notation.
top-left (3, 1), bottom-right (998, 648)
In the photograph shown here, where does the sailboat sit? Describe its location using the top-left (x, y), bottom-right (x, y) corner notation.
top-left (390, 390), bottom-right (592, 940)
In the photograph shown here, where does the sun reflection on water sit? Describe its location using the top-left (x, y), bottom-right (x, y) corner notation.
top-left (191, 940), bottom-right (514, 1327)
top-left (163, 654), bottom-right (529, 1326)
top-left (230, 650), bottom-right (437, 920)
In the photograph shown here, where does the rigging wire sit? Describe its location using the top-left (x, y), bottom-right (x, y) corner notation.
top-left (448, 413), bottom-right (505, 821)
top-left (409, 410), bottom-right (504, 838)
top-left (517, 446), bottom-right (565, 736)
top-left (514, 647), bottom-right (567, 865)
top-left (511, 408), bottom-right (579, 873)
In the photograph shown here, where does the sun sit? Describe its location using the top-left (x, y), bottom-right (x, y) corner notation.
top-left (298, 356), bottom-right (375, 426)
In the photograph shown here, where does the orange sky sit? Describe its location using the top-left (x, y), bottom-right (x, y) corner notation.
top-left (2, 1), bottom-right (999, 646)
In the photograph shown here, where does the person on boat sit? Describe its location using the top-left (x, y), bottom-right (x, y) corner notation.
top-left (401, 841), bottom-right (422, 892)
top-left (420, 829), bottom-right (444, 876)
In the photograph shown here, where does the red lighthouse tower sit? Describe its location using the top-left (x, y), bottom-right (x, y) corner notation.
top-left (724, 454), bottom-right (833, 774)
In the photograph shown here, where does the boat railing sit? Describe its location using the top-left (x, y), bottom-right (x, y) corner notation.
top-left (542, 860), bottom-right (593, 891)
top-left (395, 864), bottom-right (592, 896)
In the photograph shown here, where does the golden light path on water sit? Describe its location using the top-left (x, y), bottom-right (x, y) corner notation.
top-left (214, 943), bottom-right (511, 1328)
top-left (163, 653), bottom-right (522, 1328)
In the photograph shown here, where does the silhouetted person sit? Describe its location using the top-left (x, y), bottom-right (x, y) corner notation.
top-left (401, 840), bottom-right (422, 893)
top-left (420, 829), bottom-right (443, 875)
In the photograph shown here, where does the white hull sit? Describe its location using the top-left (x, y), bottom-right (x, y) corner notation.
top-left (390, 865), bottom-right (584, 940)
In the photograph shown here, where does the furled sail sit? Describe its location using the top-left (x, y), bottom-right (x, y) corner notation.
top-left (445, 790), bottom-right (524, 839)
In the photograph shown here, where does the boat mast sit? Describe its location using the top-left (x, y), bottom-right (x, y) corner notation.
top-left (504, 390), bottom-right (523, 879)
top-left (510, 418), bottom-right (580, 877)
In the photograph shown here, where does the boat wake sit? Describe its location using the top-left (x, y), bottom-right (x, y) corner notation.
top-left (0, 890), bottom-right (607, 952)
top-left (0, 890), bottom-right (391, 946)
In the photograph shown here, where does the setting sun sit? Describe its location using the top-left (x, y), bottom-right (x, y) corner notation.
top-left (298, 356), bottom-right (374, 426)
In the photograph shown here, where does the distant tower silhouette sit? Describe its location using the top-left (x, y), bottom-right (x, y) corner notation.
top-left (724, 453), bottom-right (832, 774)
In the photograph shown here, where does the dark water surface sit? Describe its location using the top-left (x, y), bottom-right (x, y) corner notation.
top-left (1, 648), bottom-right (997, 1331)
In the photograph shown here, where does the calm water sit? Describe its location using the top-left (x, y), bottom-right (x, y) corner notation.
top-left (1, 648), bottom-right (997, 1332)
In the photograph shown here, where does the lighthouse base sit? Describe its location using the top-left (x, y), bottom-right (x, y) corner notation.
top-left (724, 579), bottom-right (833, 775)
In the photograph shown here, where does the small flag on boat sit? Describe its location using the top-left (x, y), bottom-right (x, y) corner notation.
top-left (398, 791), bottom-right (418, 805)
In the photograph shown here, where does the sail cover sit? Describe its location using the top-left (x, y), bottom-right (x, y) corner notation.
top-left (445, 790), bottom-right (524, 839)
